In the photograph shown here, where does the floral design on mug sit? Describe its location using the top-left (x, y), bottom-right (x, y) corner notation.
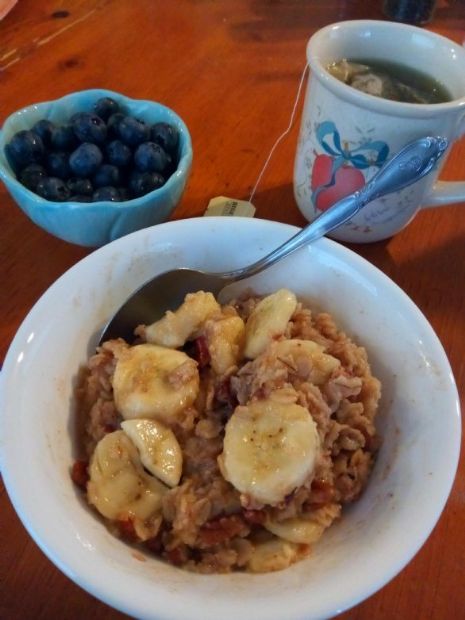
top-left (311, 121), bottom-right (389, 213)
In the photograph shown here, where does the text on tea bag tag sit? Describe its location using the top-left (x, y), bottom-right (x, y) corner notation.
top-left (204, 196), bottom-right (256, 217)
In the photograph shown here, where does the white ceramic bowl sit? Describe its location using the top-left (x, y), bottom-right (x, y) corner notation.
top-left (0, 218), bottom-right (460, 620)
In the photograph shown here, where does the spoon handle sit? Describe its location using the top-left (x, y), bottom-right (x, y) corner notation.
top-left (224, 136), bottom-right (448, 281)
top-left (223, 193), bottom-right (364, 281)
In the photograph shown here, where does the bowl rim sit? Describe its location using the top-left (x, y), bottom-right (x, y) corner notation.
top-left (0, 217), bottom-right (461, 620)
top-left (0, 88), bottom-right (193, 208)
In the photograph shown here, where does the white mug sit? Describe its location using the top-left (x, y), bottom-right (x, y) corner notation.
top-left (294, 20), bottom-right (465, 243)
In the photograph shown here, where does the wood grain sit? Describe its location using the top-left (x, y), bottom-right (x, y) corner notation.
top-left (1, 1), bottom-right (464, 618)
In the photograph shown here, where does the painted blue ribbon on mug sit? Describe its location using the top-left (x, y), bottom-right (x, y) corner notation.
top-left (316, 121), bottom-right (389, 170)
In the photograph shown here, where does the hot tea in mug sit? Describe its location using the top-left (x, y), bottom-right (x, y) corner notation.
top-left (294, 20), bottom-right (465, 243)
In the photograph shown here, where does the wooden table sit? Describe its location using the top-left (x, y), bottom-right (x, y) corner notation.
top-left (1, 1), bottom-right (464, 618)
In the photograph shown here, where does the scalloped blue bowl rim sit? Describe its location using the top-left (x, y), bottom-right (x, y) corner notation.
top-left (0, 88), bottom-right (192, 213)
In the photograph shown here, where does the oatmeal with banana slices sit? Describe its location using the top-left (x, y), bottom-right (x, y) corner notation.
top-left (72, 289), bottom-right (381, 573)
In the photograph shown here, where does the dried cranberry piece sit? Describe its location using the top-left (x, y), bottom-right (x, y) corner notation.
top-left (193, 336), bottom-right (210, 368)
top-left (117, 518), bottom-right (138, 543)
top-left (198, 514), bottom-right (248, 546)
top-left (70, 460), bottom-right (89, 490)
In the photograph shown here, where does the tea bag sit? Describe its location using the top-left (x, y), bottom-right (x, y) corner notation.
top-left (396, 83), bottom-right (430, 104)
top-left (327, 59), bottom-right (369, 83)
top-left (351, 73), bottom-right (384, 97)
top-left (326, 58), bottom-right (442, 103)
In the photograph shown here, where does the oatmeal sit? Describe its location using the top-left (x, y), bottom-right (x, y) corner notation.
top-left (72, 289), bottom-right (381, 573)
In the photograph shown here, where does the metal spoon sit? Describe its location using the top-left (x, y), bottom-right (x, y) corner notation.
top-left (100, 135), bottom-right (448, 343)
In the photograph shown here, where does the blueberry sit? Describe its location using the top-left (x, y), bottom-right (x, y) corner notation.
top-left (67, 177), bottom-right (93, 196)
top-left (93, 164), bottom-right (121, 188)
top-left (32, 119), bottom-right (55, 148)
top-left (134, 141), bottom-right (171, 173)
top-left (107, 112), bottom-right (126, 138)
top-left (46, 151), bottom-right (71, 179)
top-left (118, 116), bottom-right (150, 147)
top-left (72, 112), bottom-right (107, 145)
top-left (162, 158), bottom-right (177, 182)
top-left (19, 163), bottom-right (47, 191)
top-left (51, 124), bottom-right (78, 151)
top-left (129, 170), bottom-right (165, 197)
top-left (106, 139), bottom-right (132, 168)
top-left (36, 177), bottom-right (71, 201)
top-left (151, 122), bottom-right (179, 156)
top-left (69, 143), bottom-right (103, 177)
top-left (68, 194), bottom-right (93, 203)
top-left (93, 97), bottom-right (120, 121)
top-left (6, 130), bottom-right (44, 170)
top-left (118, 187), bottom-right (130, 201)
top-left (93, 186), bottom-right (121, 201)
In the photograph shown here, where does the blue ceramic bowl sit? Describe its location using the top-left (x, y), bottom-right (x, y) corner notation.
top-left (0, 89), bottom-right (193, 247)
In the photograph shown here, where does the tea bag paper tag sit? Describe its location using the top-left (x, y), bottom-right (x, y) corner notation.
top-left (204, 196), bottom-right (256, 218)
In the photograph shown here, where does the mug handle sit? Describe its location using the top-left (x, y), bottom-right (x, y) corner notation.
top-left (423, 114), bottom-right (465, 208)
top-left (423, 180), bottom-right (465, 208)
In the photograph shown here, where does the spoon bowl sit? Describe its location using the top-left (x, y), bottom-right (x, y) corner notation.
top-left (100, 136), bottom-right (448, 342)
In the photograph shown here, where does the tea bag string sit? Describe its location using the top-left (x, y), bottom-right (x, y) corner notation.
top-left (248, 62), bottom-right (310, 205)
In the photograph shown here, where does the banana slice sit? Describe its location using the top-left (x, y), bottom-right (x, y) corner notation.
top-left (265, 503), bottom-right (341, 544)
top-left (87, 430), bottom-right (167, 523)
top-left (205, 314), bottom-right (245, 375)
top-left (247, 538), bottom-right (308, 573)
top-left (121, 419), bottom-right (182, 487)
top-left (272, 339), bottom-right (340, 384)
top-left (264, 517), bottom-right (324, 545)
top-left (219, 398), bottom-right (320, 505)
top-left (244, 289), bottom-right (297, 359)
top-left (144, 291), bottom-right (220, 348)
top-left (113, 343), bottom-right (199, 423)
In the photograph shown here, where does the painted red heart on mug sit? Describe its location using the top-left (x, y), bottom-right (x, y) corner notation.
top-left (311, 154), bottom-right (334, 191)
top-left (315, 165), bottom-right (365, 212)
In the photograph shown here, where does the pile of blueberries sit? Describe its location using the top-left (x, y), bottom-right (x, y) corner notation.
top-left (5, 97), bottom-right (179, 202)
